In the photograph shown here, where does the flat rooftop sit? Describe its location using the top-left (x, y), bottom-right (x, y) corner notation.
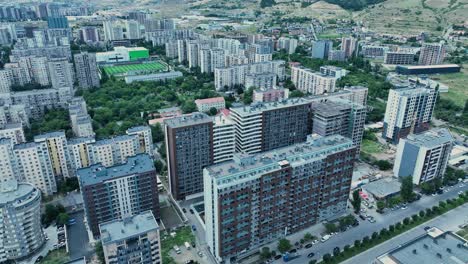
top-left (206, 135), bottom-right (354, 185)
top-left (100, 211), bottom-right (158, 244)
top-left (230, 98), bottom-right (310, 116)
top-left (376, 227), bottom-right (468, 264)
top-left (404, 128), bottom-right (453, 148)
top-left (164, 112), bottom-right (212, 128)
top-left (399, 64), bottom-right (460, 69)
top-left (311, 100), bottom-right (351, 117)
top-left (77, 154), bottom-right (154, 186)
top-left (363, 177), bottom-right (401, 199)
top-left (0, 180), bottom-right (36, 205)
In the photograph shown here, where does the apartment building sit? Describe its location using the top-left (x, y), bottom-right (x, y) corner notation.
top-left (230, 98), bottom-right (311, 154)
top-left (100, 211), bottom-right (162, 264)
top-left (341, 37), bottom-right (358, 58)
top-left (34, 131), bottom-right (70, 180)
top-left (14, 142), bottom-right (57, 195)
top-left (164, 113), bottom-right (214, 200)
top-left (0, 69), bottom-right (13, 93)
top-left (311, 99), bottom-right (366, 153)
top-left (126, 126), bottom-right (154, 157)
top-left (328, 50), bottom-right (346, 62)
top-left (319, 66), bottom-right (347, 78)
top-left (0, 180), bottom-right (44, 262)
top-left (88, 135), bottom-right (140, 167)
top-left (384, 51), bottom-right (415, 65)
top-left (47, 57), bottom-right (74, 89)
top-left (195, 97), bottom-right (226, 113)
top-left (78, 154), bottom-right (160, 237)
top-left (204, 135), bottom-right (356, 262)
top-left (212, 114), bottom-right (236, 164)
top-left (383, 85), bottom-right (437, 144)
top-left (277, 37), bottom-right (298, 54)
top-left (0, 138), bottom-right (17, 182)
top-left (419, 43), bottom-right (446, 65)
top-left (67, 136), bottom-right (95, 171)
top-left (0, 122), bottom-right (25, 145)
top-left (312, 40), bottom-right (333, 59)
top-left (361, 45), bottom-right (390, 58)
top-left (394, 128), bottom-right (453, 185)
top-left (245, 73), bottom-right (277, 90)
top-left (291, 66), bottom-right (337, 95)
top-left (74, 52), bottom-right (100, 89)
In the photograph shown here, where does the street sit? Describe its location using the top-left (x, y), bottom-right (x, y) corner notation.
top-left (342, 203), bottom-right (468, 263)
top-left (270, 183), bottom-right (468, 264)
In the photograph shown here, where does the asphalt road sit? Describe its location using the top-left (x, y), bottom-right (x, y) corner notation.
top-left (67, 211), bottom-right (94, 260)
top-left (342, 203), bottom-right (468, 263)
top-left (272, 183), bottom-right (468, 264)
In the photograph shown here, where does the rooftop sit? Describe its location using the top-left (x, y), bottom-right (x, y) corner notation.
top-left (404, 128), bottom-right (453, 148)
top-left (77, 154), bottom-right (154, 186)
top-left (100, 211), bottom-right (159, 244)
top-left (0, 180), bottom-right (37, 205)
top-left (195, 97), bottom-right (225, 105)
top-left (68, 136), bottom-right (95, 145)
top-left (164, 112), bottom-right (212, 128)
top-left (230, 98), bottom-right (310, 116)
top-left (376, 227), bottom-right (468, 264)
top-left (311, 100), bottom-right (351, 117)
top-left (206, 135), bottom-right (354, 186)
top-left (363, 177), bottom-right (401, 199)
top-left (0, 122), bottom-right (22, 130)
top-left (126, 125), bottom-right (150, 133)
top-left (34, 131), bottom-right (66, 140)
top-left (398, 64), bottom-right (460, 69)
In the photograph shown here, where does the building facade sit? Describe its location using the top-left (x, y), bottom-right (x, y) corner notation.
top-left (78, 154), bottom-right (160, 237)
top-left (394, 128), bottom-right (453, 185)
top-left (204, 135), bottom-right (356, 262)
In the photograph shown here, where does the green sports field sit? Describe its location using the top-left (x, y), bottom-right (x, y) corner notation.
top-left (103, 61), bottom-right (167, 76)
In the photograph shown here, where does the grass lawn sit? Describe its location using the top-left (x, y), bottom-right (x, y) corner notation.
top-left (433, 66), bottom-right (468, 107)
top-left (361, 138), bottom-right (385, 154)
top-left (42, 249), bottom-right (69, 264)
top-left (161, 226), bottom-right (195, 264)
top-left (457, 226), bottom-right (468, 240)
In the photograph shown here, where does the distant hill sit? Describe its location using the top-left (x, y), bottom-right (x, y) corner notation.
top-left (323, 0), bottom-right (386, 10)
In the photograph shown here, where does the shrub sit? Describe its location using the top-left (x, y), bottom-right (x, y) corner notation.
top-left (380, 228), bottom-right (388, 237)
top-left (396, 222), bottom-right (402, 229)
top-left (362, 236), bottom-right (370, 245)
top-left (412, 214), bottom-right (419, 222)
top-left (419, 211), bottom-right (425, 218)
top-left (403, 217), bottom-right (410, 225)
top-left (389, 225), bottom-right (395, 232)
top-left (372, 232), bottom-right (379, 240)
top-left (354, 240), bottom-right (361, 248)
top-left (344, 245), bottom-right (350, 252)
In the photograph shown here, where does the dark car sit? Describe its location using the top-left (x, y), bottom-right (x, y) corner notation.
top-left (192, 242), bottom-right (196, 248)
top-left (424, 226), bottom-right (431, 231)
top-left (289, 249), bottom-right (297, 254)
top-left (189, 209), bottom-right (195, 214)
top-left (191, 225), bottom-right (197, 231)
top-left (182, 208), bottom-right (187, 213)
top-left (274, 255), bottom-right (282, 260)
top-left (359, 214), bottom-right (366, 220)
top-left (35, 256), bottom-right (44, 263)
top-left (305, 243), bottom-right (313, 249)
top-left (307, 253), bottom-right (315, 258)
top-left (437, 189), bottom-right (444, 195)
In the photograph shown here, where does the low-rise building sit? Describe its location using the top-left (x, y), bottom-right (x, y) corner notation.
top-left (195, 97), bottom-right (226, 112)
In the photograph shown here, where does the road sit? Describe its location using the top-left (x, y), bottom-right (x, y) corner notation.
top-left (342, 203), bottom-right (468, 263)
top-left (272, 183), bottom-right (468, 264)
top-left (67, 211), bottom-right (94, 260)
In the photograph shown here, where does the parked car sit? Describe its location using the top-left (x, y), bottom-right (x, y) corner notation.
top-left (307, 252), bottom-right (315, 258)
top-left (197, 251), bottom-right (203, 257)
top-left (274, 255), bottom-right (282, 260)
top-left (189, 209), bottom-right (195, 214)
top-left (289, 249), bottom-right (297, 254)
top-left (182, 208), bottom-right (187, 213)
top-left (424, 226), bottom-right (432, 231)
top-left (173, 245), bottom-right (181, 254)
top-left (35, 256), bottom-right (43, 263)
top-left (359, 215), bottom-right (366, 220)
top-left (305, 243), bottom-right (313, 249)
top-left (191, 225), bottom-right (197, 231)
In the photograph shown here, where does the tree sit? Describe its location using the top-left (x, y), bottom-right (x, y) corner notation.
top-left (277, 238), bottom-right (292, 253)
top-left (260, 0), bottom-right (276, 8)
top-left (376, 200), bottom-right (385, 212)
top-left (362, 236), bottom-right (370, 244)
top-left (181, 101), bottom-right (197, 114)
top-left (380, 228), bottom-right (388, 237)
top-left (322, 253), bottom-right (332, 263)
top-left (371, 231), bottom-right (379, 240)
top-left (208, 107), bottom-right (218, 116)
top-left (309, 260), bottom-right (317, 264)
top-left (333, 246), bottom-right (340, 256)
top-left (289, 90), bottom-right (304, 98)
top-left (304, 232), bottom-right (315, 242)
top-left (375, 160), bottom-right (392, 170)
top-left (243, 87), bottom-right (254, 104)
top-left (260, 247), bottom-right (271, 259)
top-left (412, 214), bottom-right (419, 222)
top-left (325, 222), bottom-right (337, 233)
top-left (344, 245), bottom-right (350, 252)
top-left (389, 225), bottom-right (395, 232)
top-left (403, 217), bottom-right (410, 225)
top-left (95, 242), bottom-right (105, 264)
top-left (401, 176), bottom-right (415, 202)
top-left (151, 123), bottom-right (165, 142)
top-left (351, 189), bottom-right (361, 213)
top-left (56, 213), bottom-right (69, 225)
top-left (43, 204), bottom-right (59, 225)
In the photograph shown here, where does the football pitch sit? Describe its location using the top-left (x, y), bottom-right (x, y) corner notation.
top-left (103, 61), bottom-right (167, 75)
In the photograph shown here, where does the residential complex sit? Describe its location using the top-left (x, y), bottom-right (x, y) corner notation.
top-left (100, 211), bottom-right (161, 264)
top-left (384, 51), bottom-right (415, 65)
top-left (418, 43), bottom-right (446, 65)
top-left (78, 154), bottom-right (160, 237)
top-left (394, 128), bottom-right (453, 185)
top-left (204, 135), bottom-right (356, 262)
top-left (291, 66), bottom-right (339, 95)
top-left (383, 85), bottom-right (437, 144)
top-left (0, 180), bottom-right (44, 262)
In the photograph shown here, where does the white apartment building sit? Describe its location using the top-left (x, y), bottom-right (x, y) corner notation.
top-left (394, 128), bottom-right (453, 185)
top-left (245, 73), bottom-right (277, 90)
top-left (230, 107), bottom-right (263, 154)
top-left (0, 180), bottom-right (45, 262)
top-left (212, 114), bottom-right (235, 164)
top-left (14, 142), bottom-right (57, 196)
top-left (88, 135), bottom-right (140, 167)
top-left (254, 53), bottom-right (272, 63)
top-left (277, 37), bottom-right (298, 54)
top-left (0, 138), bottom-right (17, 182)
top-left (67, 136), bottom-right (95, 171)
top-left (225, 54), bottom-right (249, 67)
top-left (47, 57), bottom-right (74, 89)
top-left (291, 66), bottom-right (337, 95)
top-left (0, 123), bottom-right (25, 145)
top-left (126, 126), bottom-right (154, 157)
top-left (34, 131), bottom-right (70, 180)
top-left (195, 97), bottom-right (226, 112)
top-left (0, 69), bottom-right (13, 93)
